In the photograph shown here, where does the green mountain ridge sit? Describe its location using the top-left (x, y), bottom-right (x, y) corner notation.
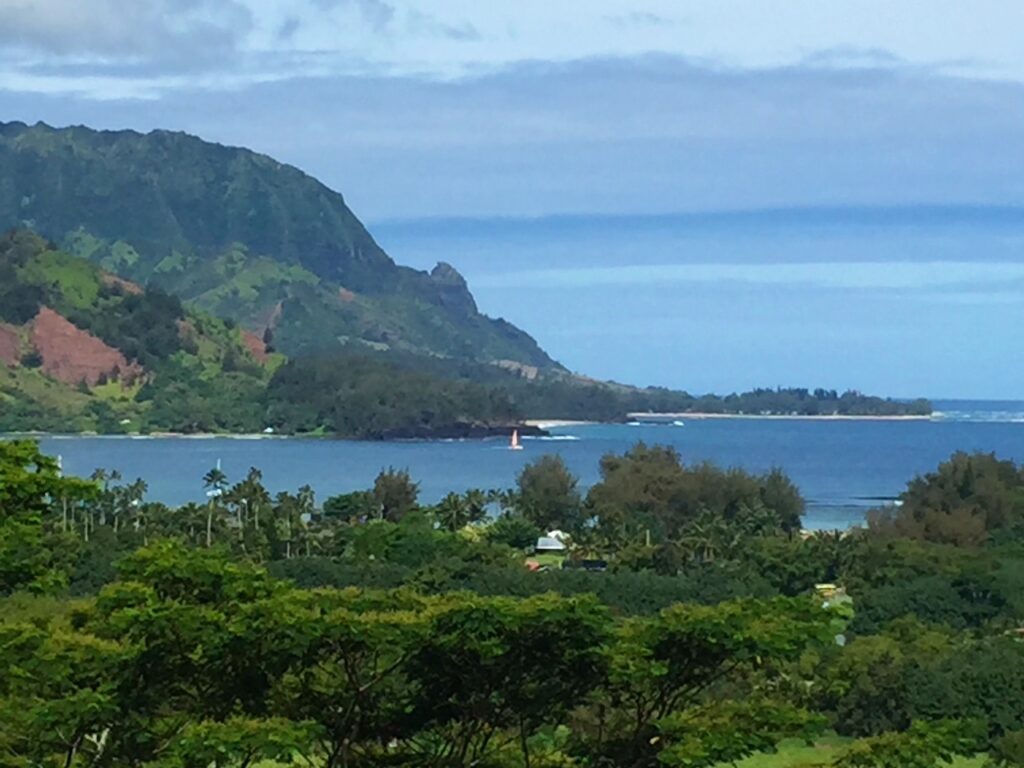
top-left (0, 121), bottom-right (932, 433)
top-left (0, 230), bottom-right (276, 434)
top-left (0, 230), bottom-right (932, 434)
top-left (0, 230), bottom-right (552, 437)
top-left (0, 120), bottom-right (555, 368)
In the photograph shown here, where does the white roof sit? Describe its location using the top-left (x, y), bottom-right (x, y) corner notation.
top-left (536, 536), bottom-right (567, 551)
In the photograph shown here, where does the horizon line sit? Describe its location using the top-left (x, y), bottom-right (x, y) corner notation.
top-left (368, 203), bottom-right (1024, 229)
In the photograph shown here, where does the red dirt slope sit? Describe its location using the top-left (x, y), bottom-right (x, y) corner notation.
top-left (241, 330), bottom-right (269, 363)
top-left (30, 307), bottom-right (142, 386)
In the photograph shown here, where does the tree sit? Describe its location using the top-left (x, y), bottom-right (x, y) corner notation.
top-left (0, 440), bottom-right (93, 593)
top-left (273, 591), bottom-right (429, 767)
top-left (759, 468), bottom-right (805, 534)
top-left (580, 597), bottom-right (834, 767)
top-left (225, 467), bottom-right (271, 557)
top-left (159, 717), bottom-right (319, 768)
top-left (405, 593), bottom-right (611, 767)
top-left (586, 444), bottom-right (804, 549)
top-left (0, 624), bottom-right (126, 766)
top-left (990, 729), bottom-right (1024, 767)
top-left (435, 492), bottom-right (471, 533)
top-left (834, 719), bottom-right (984, 768)
top-left (203, 465), bottom-right (229, 548)
top-left (486, 513), bottom-right (543, 550)
top-left (516, 454), bottom-right (584, 533)
top-left (373, 467), bottom-right (419, 523)
top-left (323, 490), bottom-right (375, 523)
top-left (868, 452), bottom-right (1024, 547)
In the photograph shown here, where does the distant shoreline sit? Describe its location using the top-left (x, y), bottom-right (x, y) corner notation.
top-left (625, 412), bottom-right (933, 422)
top-left (1, 414), bottom-right (936, 442)
top-left (4, 423), bottom-right (549, 442)
top-left (523, 419), bottom-right (598, 430)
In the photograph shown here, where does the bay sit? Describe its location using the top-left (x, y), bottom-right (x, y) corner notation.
top-left (30, 400), bottom-right (1024, 530)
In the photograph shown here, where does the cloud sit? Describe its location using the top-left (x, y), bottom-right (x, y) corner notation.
top-left (606, 11), bottom-right (677, 28)
top-left (799, 46), bottom-right (907, 70)
top-left (276, 16), bottom-right (303, 41)
top-left (3, 54), bottom-right (1023, 214)
top-left (0, 0), bottom-right (252, 60)
top-left (310, 0), bottom-right (395, 32)
top-left (407, 11), bottom-right (480, 41)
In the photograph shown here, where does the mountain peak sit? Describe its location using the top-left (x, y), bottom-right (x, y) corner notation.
top-left (0, 121), bottom-right (556, 369)
top-left (430, 261), bottom-right (467, 286)
top-left (430, 262), bottom-right (478, 315)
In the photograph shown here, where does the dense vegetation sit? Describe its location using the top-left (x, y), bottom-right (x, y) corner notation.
top-left (266, 355), bottom-right (522, 438)
top-left (0, 231), bottom-right (277, 434)
top-left (0, 230), bottom-right (930, 436)
top-left (315, 349), bottom-right (933, 424)
top-left (4, 439), bottom-right (1024, 766)
top-left (0, 121), bottom-right (933, 432)
top-left (0, 120), bottom-right (554, 368)
top-left (0, 231), bottom-right (535, 437)
top-left (660, 387), bottom-right (933, 417)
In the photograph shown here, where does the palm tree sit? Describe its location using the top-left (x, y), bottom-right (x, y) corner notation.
top-left (124, 479), bottom-right (148, 538)
top-left (273, 491), bottom-right (301, 560)
top-left (682, 507), bottom-right (730, 564)
top-left (175, 502), bottom-right (206, 545)
top-left (242, 470), bottom-right (272, 562)
top-left (203, 465), bottom-right (229, 548)
top-left (463, 489), bottom-right (490, 525)
top-left (86, 468), bottom-right (110, 539)
top-left (436, 492), bottom-right (469, 532)
top-left (737, 500), bottom-right (783, 538)
top-left (296, 485), bottom-right (316, 557)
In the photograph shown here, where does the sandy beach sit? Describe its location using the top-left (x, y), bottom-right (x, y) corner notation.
top-left (523, 419), bottom-right (598, 430)
top-left (626, 412), bottom-right (933, 422)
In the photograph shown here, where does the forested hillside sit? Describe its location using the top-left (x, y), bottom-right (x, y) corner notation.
top-left (0, 120), bottom-right (555, 368)
top-left (4, 441), bottom-right (1024, 766)
top-left (0, 231), bottom-right (556, 436)
top-left (0, 230), bottom-right (276, 433)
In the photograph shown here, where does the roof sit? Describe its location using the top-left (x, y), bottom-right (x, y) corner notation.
top-left (536, 536), bottom-right (567, 551)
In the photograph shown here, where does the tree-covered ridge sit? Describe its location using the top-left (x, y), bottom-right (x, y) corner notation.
top-left (0, 234), bottom-right (927, 436)
top-left (651, 387), bottom-right (933, 417)
top-left (0, 230), bottom-right (276, 434)
top-left (4, 440), bottom-right (1024, 766)
top-left (0, 231), bottom-right (553, 437)
top-left (0, 120), bottom-right (556, 368)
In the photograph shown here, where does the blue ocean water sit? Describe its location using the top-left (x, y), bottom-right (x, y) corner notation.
top-left (32, 400), bottom-right (1024, 530)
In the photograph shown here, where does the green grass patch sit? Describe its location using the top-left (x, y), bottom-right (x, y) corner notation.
top-left (725, 737), bottom-right (986, 768)
top-left (93, 379), bottom-right (141, 402)
top-left (20, 249), bottom-right (102, 309)
top-left (0, 592), bottom-right (91, 629)
top-left (533, 552), bottom-right (566, 569)
top-left (0, 366), bottom-right (92, 411)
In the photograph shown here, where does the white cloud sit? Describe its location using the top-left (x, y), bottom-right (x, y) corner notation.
top-left (308, 0), bottom-right (395, 32)
top-left (0, 0), bottom-right (252, 59)
top-left (2, 1), bottom-right (1024, 99)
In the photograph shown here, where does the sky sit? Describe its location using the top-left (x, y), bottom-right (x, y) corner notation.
top-left (1, 1), bottom-right (1023, 399)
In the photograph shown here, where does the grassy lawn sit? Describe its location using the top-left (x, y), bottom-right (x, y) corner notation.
top-left (532, 552), bottom-right (566, 569)
top-left (727, 737), bottom-right (986, 767)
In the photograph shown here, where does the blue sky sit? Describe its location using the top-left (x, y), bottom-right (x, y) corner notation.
top-left (1, 1), bottom-right (1022, 398)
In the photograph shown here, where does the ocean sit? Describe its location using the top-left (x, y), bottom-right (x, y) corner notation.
top-left (30, 400), bottom-right (1024, 530)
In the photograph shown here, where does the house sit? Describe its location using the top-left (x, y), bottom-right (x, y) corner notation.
top-left (535, 536), bottom-right (567, 553)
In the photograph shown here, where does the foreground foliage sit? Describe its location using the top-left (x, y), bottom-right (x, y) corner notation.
top-left (4, 441), bottom-right (1024, 766)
